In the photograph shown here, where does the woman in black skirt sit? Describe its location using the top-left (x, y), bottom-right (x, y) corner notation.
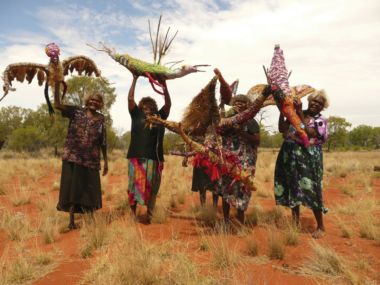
top-left (54, 88), bottom-right (108, 229)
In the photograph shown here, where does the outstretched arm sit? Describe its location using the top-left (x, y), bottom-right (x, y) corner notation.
top-left (161, 80), bottom-right (172, 117)
top-left (128, 75), bottom-right (138, 111)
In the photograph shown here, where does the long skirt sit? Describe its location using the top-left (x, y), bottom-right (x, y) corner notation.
top-left (128, 158), bottom-right (163, 207)
top-left (274, 140), bottom-right (327, 213)
top-left (216, 176), bottom-right (252, 211)
top-left (57, 161), bottom-right (102, 213)
top-left (191, 166), bottom-right (215, 193)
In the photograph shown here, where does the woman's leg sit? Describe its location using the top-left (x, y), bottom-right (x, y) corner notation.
top-left (312, 209), bottom-right (325, 238)
top-left (199, 189), bottom-right (206, 206)
top-left (130, 202), bottom-right (137, 216)
top-left (212, 194), bottom-right (219, 208)
top-left (147, 194), bottom-right (157, 223)
top-left (291, 205), bottom-right (300, 227)
top-left (222, 199), bottom-right (230, 223)
top-left (237, 209), bottom-right (245, 224)
top-left (68, 205), bottom-right (77, 229)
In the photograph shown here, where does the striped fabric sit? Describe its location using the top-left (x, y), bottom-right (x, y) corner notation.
top-left (128, 158), bottom-right (163, 205)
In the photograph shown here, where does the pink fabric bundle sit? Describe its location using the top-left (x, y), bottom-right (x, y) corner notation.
top-left (268, 44), bottom-right (291, 96)
top-left (45, 43), bottom-right (60, 59)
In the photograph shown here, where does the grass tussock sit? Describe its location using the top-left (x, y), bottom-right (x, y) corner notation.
top-left (0, 246), bottom-right (57, 285)
top-left (37, 197), bottom-right (67, 241)
top-left (301, 242), bottom-right (359, 284)
top-left (337, 221), bottom-right (353, 239)
top-left (245, 238), bottom-right (258, 257)
top-left (151, 205), bottom-right (169, 224)
top-left (0, 210), bottom-right (33, 241)
top-left (197, 205), bottom-right (217, 227)
top-left (9, 186), bottom-right (31, 207)
top-left (284, 222), bottom-right (300, 246)
top-left (267, 231), bottom-right (285, 260)
top-left (246, 204), bottom-right (263, 226)
top-left (359, 215), bottom-right (379, 241)
top-left (81, 222), bottom-right (214, 285)
top-left (80, 214), bottom-right (111, 258)
top-left (211, 236), bottom-right (239, 269)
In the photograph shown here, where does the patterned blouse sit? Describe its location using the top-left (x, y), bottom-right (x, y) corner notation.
top-left (286, 113), bottom-right (328, 146)
top-left (61, 106), bottom-right (107, 170)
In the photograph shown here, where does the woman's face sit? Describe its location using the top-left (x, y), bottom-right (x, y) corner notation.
top-left (233, 100), bottom-right (248, 113)
top-left (308, 96), bottom-right (325, 115)
top-left (142, 104), bottom-right (155, 116)
top-left (86, 95), bottom-right (103, 111)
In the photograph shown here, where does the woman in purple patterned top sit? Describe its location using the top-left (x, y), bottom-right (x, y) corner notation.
top-left (54, 89), bottom-right (108, 230)
top-left (275, 90), bottom-right (329, 239)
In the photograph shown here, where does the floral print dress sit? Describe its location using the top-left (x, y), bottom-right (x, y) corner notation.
top-left (216, 118), bottom-right (259, 211)
top-left (274, 114), bottom-right (328, 212)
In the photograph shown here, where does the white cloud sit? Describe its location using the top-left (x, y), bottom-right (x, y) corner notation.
top-left (0, 0), bottom-right (379, 133)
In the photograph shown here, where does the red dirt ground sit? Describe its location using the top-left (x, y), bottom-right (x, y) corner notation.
top-left (0, 159), bottom-right (379, 285)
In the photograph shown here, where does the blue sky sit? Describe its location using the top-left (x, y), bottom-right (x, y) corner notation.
top-left (0, 0), bottom-right (379, 133)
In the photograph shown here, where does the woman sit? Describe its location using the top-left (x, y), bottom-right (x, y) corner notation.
top-left (217, 94), bottom-right (260, 224)
top-left (127, 74), bottom-right (171, 223)
top-left (54, 89), bottom-right (108, 230)
top-left (274, 90), bottom-right (329, 238)
top-left (189, 136), bottom-right (219, 207)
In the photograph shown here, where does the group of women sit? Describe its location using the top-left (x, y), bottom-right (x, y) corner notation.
top-left (55, 71), bottom-right (329, 238)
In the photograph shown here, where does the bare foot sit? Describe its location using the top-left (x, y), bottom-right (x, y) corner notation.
top-left (312, 229), bottom-right (325, 239)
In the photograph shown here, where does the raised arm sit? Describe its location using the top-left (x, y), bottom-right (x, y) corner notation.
top-left (53, 83), bottom-right (67, 111)
top-left (128, 75), bottom-right (138, 111)
top-left (161, 80), bottom-right (172, 117)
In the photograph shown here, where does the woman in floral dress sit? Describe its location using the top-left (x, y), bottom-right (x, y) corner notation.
top-left (217, 95), bottom-right (260, 224)
top-left (274, 90), bottom-right (329, 238)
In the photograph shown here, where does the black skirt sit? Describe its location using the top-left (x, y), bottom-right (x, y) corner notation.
top-left (191, 166), bottom-right (215, 192)
top-left (57, 161), bottom-right (102, 213)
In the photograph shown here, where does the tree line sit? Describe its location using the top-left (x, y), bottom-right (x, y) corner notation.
top-left (0, 77), bottom-right (378, 153)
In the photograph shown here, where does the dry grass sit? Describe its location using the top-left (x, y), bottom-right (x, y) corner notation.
top-left (358, 215), bottom-right (379, 241)
top-left (9, 185), bottom-right (31, 207)
top-left (196, 204), bottom-right (217, 227)
top-left (0, 210), bottom-right (33, 241)
top-left (0, 246), bottom-right (57, 285)
top-left (211, 233), bottom-right (240, 269)
top-left (81, 220), bottom-right (215, 285)
top-left (80, 213), bottom-right (111, 258)
top-left (301, 241), bottom-right (359, 284)
top-left (37, 197), bottom-right (67, 243)
top-left (284, 222), bottom-right (300, 246)
top-left (151, 205), bottom-right (169, 224)
top-left (246, 204), bottom-right (263, 226)
top-left (245, 238), bottom-right (258, 257)
top-left (267, 231), bottom-right (285, 260)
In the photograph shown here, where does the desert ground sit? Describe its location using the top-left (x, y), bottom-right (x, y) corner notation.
top-left (0, 150), bottom-right (379, 285)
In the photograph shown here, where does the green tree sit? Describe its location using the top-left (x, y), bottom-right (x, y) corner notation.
top-left (327, 116), bottom-right (351, 151)
top-left (349, 125), bottom-right (373, 148)
top-left (163, 132), bottom-right (182, 154)
top-left (371, 127), bottom-right (380, 149)
top-left (0, 106), bottom-right (32, 148)
top-left (7, 126), bottom-right (47, 152)
top-left (64, 76), bottom-right (116, 125)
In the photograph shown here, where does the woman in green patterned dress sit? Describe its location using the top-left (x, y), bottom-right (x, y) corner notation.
top-left (274, 90), bottom-right (329, 238)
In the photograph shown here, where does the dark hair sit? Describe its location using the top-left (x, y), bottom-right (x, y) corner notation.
top-left (138, 96), bottom-right (158, 112)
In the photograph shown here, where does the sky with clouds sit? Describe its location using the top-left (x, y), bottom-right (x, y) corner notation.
top-left (0, 0), bottom-right (379, 134)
